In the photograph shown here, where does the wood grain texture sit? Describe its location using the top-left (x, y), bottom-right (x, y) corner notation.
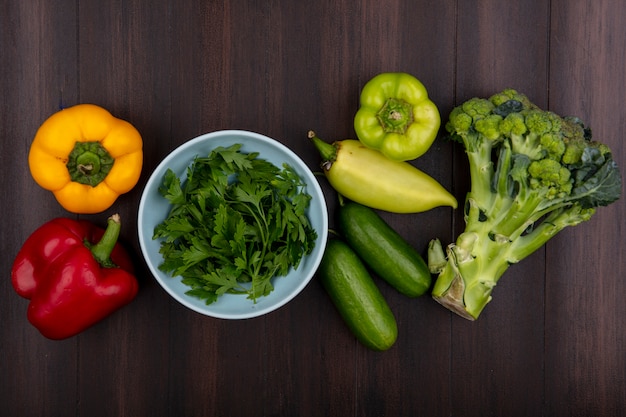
top-left (1, 1), bottom-right (624, 416)
top-left (546, 1), bottom-right (626, 415)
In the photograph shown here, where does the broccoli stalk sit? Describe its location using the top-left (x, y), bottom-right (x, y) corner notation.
top-left (430, 89), bottom-right (622, 320)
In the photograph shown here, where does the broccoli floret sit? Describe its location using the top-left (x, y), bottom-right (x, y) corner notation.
top-left (528, 159), bottom-right (572, 199)
top-left (474, 114), bottom-right (503, 140)
top-left (446, 107), bottom-right (473, 133)
top-left (446, 98), bottom-right (494, 135)
top-left (499, 112), bottom-right (527, 137)
top-left (540, 133), bottom-right (566, 160)
top-left (489, 89), bottom-right (532, 108)
top-left (562, 140), bottom-right (585, 165)
top-left (528, 159), bottom-right (570, 187)
top-left (462, 98), bottom-right (495, 120)
top-left (506, 110), bottom-right (562, 160)
top-left (431, 89), bottom-right (622, 320)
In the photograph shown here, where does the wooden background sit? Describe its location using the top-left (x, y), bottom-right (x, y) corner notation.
top-left (2, 1), bottom-right (624, 416)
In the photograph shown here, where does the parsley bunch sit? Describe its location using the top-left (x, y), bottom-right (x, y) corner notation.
top-left (153, 144), bottom-right (318, 304)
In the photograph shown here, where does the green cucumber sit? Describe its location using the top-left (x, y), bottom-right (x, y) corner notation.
top-left (318, 238), bottom-right (398, 351)
top-left (338, 202), bottom-right (431, 297)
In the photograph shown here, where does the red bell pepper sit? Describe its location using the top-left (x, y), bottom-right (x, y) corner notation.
top-left (11, 214), bottom-right (138, 340)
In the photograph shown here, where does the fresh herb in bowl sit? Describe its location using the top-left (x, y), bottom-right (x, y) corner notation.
top-left (153, 143), bottom-right (318, 305)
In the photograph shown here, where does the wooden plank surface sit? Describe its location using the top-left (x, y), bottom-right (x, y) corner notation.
top-left (1, 1), bottom-right (624, 416)
top-left (545, 1), bottom-right (626, 415)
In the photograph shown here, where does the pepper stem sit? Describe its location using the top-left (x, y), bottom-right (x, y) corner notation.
top-left (377, 97), bottom-right (414, 134)
top-left (76, 151), bottom-right (101, 175)
top-left (66, 141), bottom-right (115, 187)
top-left (89, 214), bottom-right (122, 268)
top-left (308, 131), bottom-right (338, 169)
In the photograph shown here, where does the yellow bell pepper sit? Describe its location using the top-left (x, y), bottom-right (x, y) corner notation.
top-left (28, 104), bottom-right (143, 214)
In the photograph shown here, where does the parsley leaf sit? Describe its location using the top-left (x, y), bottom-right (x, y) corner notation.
top-left (153, 144), bottom-right (317, 304)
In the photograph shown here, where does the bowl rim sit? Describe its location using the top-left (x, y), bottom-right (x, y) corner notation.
top-left (137, 129), bottom-right (328, 319)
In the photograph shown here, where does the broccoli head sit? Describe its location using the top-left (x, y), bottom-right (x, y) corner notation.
top-left (430, 89), bottom-right (622, 320)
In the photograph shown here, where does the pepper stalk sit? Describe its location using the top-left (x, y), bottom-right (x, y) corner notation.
top-left (66, 141), bottom-right (115, 186)
top-left (86, 214), bottom-right (122, 268)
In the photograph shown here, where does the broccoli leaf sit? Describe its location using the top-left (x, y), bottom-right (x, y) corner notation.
top-left (493, 99), bottom-right (524, 117)
top-left (572, 159), bottom-right (622, 208)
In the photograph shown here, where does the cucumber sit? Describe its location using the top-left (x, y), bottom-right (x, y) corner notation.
top-left (338, 202), bottom-right (431, 297)
top-left (318, 238), bottom-right (398, 351)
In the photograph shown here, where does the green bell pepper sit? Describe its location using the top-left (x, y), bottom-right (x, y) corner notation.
top-left (354, 73), bottom-right (440, 161)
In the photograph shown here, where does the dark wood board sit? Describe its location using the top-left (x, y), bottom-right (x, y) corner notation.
top-left (1, 1), bottom-right (624, 416)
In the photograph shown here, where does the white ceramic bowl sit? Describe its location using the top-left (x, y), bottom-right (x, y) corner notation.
top-left (138, 130), bottom-right (328, 319)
